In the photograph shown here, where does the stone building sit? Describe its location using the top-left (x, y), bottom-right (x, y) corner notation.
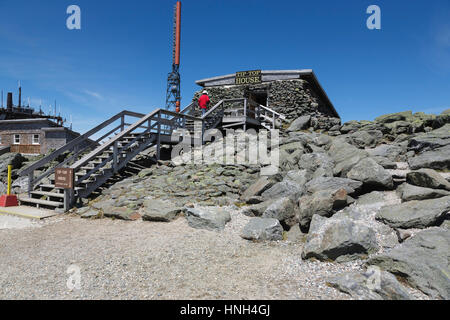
top-left (0, 118), bottom-right (81, 155)
top-left (194, 69), bottom-right (341, 130)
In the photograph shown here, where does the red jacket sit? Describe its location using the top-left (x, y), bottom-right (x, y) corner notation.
top-left (198, 95), bottom-right (210, 109)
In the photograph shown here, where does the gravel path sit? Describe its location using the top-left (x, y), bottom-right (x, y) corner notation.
top-left (0, 208), bottom-right (362, 300)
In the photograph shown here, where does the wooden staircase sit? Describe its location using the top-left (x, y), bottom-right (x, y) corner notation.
top-left (18, 101), bottom-right (286, 211)
top-left (18, 108), bottom-right (199, 211)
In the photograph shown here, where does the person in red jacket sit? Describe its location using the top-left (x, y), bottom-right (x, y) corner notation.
top-left (198, 90), bottom-right (210, 117)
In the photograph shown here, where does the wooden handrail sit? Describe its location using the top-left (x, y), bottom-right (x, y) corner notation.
top-left (70, 108), bottom-right (203, 171)
top-left (258, 104), bottom-right (287, 121)
top-left (20, 111), bottom-right (121, 176)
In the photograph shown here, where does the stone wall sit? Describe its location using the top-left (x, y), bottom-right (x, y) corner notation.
top-left (192, 79), bottom-right (341, 130)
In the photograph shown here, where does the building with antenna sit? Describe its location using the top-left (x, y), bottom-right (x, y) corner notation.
top-left (0, 83), bottom-right (81, 155)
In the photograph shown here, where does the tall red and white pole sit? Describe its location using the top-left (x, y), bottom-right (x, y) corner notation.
top-left (166, 1), bottom-right (182, 113)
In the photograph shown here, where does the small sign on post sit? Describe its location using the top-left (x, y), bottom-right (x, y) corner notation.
top-left (235, 70), bottom-right (262, 85)
top-left (55, 168), bottom-right (74, 189)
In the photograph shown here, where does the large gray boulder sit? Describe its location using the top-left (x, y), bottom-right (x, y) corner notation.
top-left (81, 210), bottom-right (101, 219)
top-left (279, 141), bottom-right (306, 171)
top-left (367, 144), bottom-right (404, 162)
top-left (375, 196), bottom-right (450, 229)
top-left (327, 269), bottom-right (413, 300)
top-left (11, 176), bottom-right (28, 194)
top-left (241, 217), bottom-right (283, 241)
top-left (346, 130), bottom-right (383, 148)
top-left (305, 177), bottom-right (363, 196)
top-left (384, 121), bottom-right (412, 135)
top-left (371, 156), bottom-right (397, 169)
top-left (334, 200), bottom-right (399, 250)
top-left (185, 207), bottom-right (231, 231)
top-left (283, 169), bottom-right (311, 186)
top-left (287, 115), bottom-right (311, 132)
top-left (328, 139), bottom-right (369, 177)
top-left (347, 158), bottom-right (394, 190)
top-left (261, 180), bottom-right (304, 200)
top-left (408, 124), bottom-right (450, 153)
top-left (408, 144), bottom-right (450, 170)
top-left (367, 228), bottom-right (450, 299)
top-left (298, 188), bottom-right (349, 232)
top-left (302, 215), bottom-right (379, 262)
top-left (141, 199), bottom-right (182, 222)
top-left (299, 153), bottom-right (335, 179)
top-left (262, 197), bottom-right (297, 227)
top-left (406, 169), bottom-right (450, 191)
top-left (340, 120), bottom-right (360, 134)
top-left (280, 141), bottom-right (306, 155)
top-left (375, 111), bottom-right (414, 124)
top-left (241, 200), bottom-right (274, 217)
top-left (397, 183), bottom-right (450, 202)
top-left (103, 207), bottom-right (140, 221)
top-left (240, 176), bottom-right (274, 202)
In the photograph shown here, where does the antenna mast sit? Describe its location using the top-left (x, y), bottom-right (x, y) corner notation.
top-left (165, 1), bottom-right (182, 113)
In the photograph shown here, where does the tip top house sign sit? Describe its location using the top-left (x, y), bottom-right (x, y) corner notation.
top-left (235, 70), bottom-right (262, 85)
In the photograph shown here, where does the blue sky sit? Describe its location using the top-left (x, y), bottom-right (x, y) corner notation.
top-left (0, 0), bottom-right (449, 134)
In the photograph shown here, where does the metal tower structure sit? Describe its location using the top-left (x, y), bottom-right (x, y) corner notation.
top-left (165, 1), bottom-right (182, 113)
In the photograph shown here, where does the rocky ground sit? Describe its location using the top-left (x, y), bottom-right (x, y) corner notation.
top-left (0, 208), bottom-right (363, 300)
top-left (0, 108), bottom-right (449, 300)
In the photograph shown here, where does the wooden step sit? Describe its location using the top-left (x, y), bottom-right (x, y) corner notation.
top-left (104, 150), bottom-right (129, 155)
top-left (76, 172), bottom-right (102, 178)
top-left (39, 184), bottom-right (61, 189)
top-left (122, 136), bottom-right (146, 140)
top-left (19, 197), bottom-right (63, 208)
top-left (39, 184), bottom-right (84, 192)
top-left (31, 191), bottom-right (65, 199)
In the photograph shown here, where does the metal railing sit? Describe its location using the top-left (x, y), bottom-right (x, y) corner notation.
top-left (201, 98), bottom-right (287, 130)
top-left (18, 110), bottom-right (147, 194)
top-left (69, 108), bottom-right (202, 187)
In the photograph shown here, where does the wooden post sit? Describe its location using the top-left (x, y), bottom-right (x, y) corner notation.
top-left (113, 141), bottom-right (118, 173)
top-left (120, 114), bottom-right (125, 132)
top-left (243, 99), bottom-right (247, 118)
top-left (157, 112), bottom-right (161, 160)
top-left (64, 188), bottom-right (74, 213)
top-left (243, 99), bottom-right (248, 131)
top-left (27, 172), bottom-right (34, 197)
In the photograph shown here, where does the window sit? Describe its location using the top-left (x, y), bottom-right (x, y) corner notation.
top-left (32, 134), bottom-right (40, 145)
top-left (14, 134), bottom-right (20, 145)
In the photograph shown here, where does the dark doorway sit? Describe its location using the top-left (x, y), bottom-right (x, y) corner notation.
top-left (246, 89), bottom-right (268, 120)
top-left (248, 89), bottom-right (268, 106)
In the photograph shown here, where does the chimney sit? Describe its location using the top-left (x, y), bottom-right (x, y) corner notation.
top-left (7, 92), bottom-right (13, 111)
top-left (18, 85), bottom-right (22, 107)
